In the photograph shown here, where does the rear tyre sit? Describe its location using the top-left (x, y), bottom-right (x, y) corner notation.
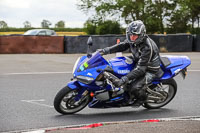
top-left (143, 78), bottom-right (177, 109)
top-left (54, 86), bottom-right (91, 115)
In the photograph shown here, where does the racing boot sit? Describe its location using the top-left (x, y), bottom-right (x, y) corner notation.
top-left (131, 100), bottom-right (145, 108)
top-left (131, 89), bottom-right (147, 108)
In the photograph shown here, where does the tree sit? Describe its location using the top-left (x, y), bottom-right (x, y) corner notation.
top-left (55, 20), bottom-right (65, 28)
top-left (167, 0), bottom-right (190, 33)
top-left (145, 0), bottom-right (176, 33)
top-left (96, 20), bottom-right (121, 35)
top-left (77, 0), bottom-right (146, 23)
top-left (0, 20), bottom-right (8, 28)
top-left (23, 21), bottom-right (31, 28)
top-left (78, 0), bottom-right (200, 34)
top-left (183, 0), bottom-right (200, 29)
top-left (84, 19), bottom-right (97, 34)
top-left (167, 10), bottom-right (189, 33)
top-left (84, 19), bottom-right (121, 35)
top-left (41, 20), bottom-right (52, 28)
top-left (77, 0), bottom-right (175, 34)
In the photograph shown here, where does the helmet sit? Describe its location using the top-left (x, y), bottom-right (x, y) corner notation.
top-left (126, 20), bottom-right (146, 45)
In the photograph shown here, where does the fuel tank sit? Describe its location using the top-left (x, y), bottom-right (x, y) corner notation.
top-left (109, 56), bottom-right (135, 76)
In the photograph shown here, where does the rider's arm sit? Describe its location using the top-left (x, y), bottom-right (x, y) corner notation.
top-left (103, 40), bottom-right (130, 54)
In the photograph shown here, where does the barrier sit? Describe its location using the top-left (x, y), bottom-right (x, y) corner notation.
top-left (149, 34), bottom-right (193, 52)
top-left (64, 35), bottom-right (126, 53)
top-left (167, 34), bottom-right (193, 52)
top-left (0, 34), bottom-right (196, 54)
top-left (193, 35), bottom-right (200, 52)
top-left (0, 36), bottom-right (64, 54)
top-left (148, 35), bottom-right (168, 52)
top-left (65, 34), bottom-right (194, 53)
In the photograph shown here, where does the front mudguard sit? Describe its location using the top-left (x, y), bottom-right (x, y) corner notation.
top-left (67, 81), bottom-right (89, 101)
top-left (67, 81), bottom-right (81, 90)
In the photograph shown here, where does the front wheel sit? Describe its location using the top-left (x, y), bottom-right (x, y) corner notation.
top-left (54, 86), bottom-right (91, 115)
top-left (143, 78), bottom-right (177, 109)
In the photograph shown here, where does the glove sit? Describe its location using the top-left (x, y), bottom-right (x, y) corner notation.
top-left (113, 76), bottom-right (129, 87)
top-left (96, 47), bottom-right (110, 55)
top-left (96, 49), bottom-right (104, 55)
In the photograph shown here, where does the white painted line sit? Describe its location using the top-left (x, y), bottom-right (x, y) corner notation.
top-left (191, 118), bottom-right (200, 120)
top-left (1, 71), bottom-right (71, 75)
top-left (21, 99), bottom-right (45, 102)
top-left (22, 130), bottom-right (45, 133)
top-left (21, 99), bottom-right (54, 108)
top-left (187, 70), bottom-right (200, 72)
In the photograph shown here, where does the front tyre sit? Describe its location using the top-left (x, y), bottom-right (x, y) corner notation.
top-left (54, 86), bottom-right (91, 115)
top-left (143, 78), bottom-right (177, 109)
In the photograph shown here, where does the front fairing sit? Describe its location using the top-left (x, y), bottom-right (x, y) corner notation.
top-left (73, 52), bottom-right (109, 86)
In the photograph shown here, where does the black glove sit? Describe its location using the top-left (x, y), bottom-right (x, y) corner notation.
top-left (113, 76), bottom-right (129, 87)
top-left (96, 47), bottom-right (110, 55)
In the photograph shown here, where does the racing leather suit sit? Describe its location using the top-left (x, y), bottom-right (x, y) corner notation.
top-left (104, 35), bottom-right (163, 102)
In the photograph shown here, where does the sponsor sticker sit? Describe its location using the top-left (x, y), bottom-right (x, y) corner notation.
top-left (84, 62), bottom-right (89, 68)
top-left (80, 65), bottom-right (84, 71)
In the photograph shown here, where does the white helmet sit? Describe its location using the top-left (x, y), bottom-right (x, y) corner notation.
top-left (126, 20), bottom-right (146, 45)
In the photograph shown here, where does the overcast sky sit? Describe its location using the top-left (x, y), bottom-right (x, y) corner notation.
top-left (0, 0), bottom-right (90, 28)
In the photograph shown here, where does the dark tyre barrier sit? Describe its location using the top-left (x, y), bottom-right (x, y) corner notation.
top-left (64, 35), bottom-right (126, 53)
top-left (149, 34), bottom-right (193, 52)
top-left (149, 35), bottom-right (168, 52)
top-left (64, 36), bottom-right (89, 53)
top-left (0, 36), bottom-right (64, 54)
top-left (65, 34), bottom-right (193, 53)
top-left (193, 35), bottom-right (200, 52)
top-left (167, 34), bottom-right (193, 52)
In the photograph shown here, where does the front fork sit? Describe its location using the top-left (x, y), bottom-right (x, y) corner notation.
top-left (67, 81), bottom-right (90, 102)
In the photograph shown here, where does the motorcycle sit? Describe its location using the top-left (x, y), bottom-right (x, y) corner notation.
top-left (54, 37), bottom-right (191, 115)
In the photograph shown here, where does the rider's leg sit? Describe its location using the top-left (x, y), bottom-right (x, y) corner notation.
top-left (130, 72), bottom-right (156, 106)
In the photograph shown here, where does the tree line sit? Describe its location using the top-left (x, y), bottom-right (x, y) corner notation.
top-left (78, 0), bottom-right (200, 34)
top-left (1, 0), bottom-right (200, 34)
top-left (0, 19), bottom-right (84, 32)
top-left (0, 19), bottom-right (66, 29)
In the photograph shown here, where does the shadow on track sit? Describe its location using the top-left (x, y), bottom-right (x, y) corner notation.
top-left (53, 108), bottom-right (178, 123)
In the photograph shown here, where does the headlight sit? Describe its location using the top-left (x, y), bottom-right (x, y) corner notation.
top-left (77, 75), bottom-right (94, 84)
top-left (72, 57), bottom-right (81, 74)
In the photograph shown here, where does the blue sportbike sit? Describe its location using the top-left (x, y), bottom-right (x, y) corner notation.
top-left (54, 37), bottom-right (191, 114)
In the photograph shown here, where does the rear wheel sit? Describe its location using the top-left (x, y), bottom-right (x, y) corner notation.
top-left (54, 86), bottom-right (91, 115)
top-left (143, 78), bottom-right (177, 109)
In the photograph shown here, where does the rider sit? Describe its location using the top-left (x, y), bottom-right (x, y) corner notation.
top-left (98, 20), bottom-right (163, 107)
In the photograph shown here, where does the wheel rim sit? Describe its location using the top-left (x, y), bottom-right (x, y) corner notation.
top-left (146, 84), bottom-right (175, 108)
top-left (59, 90), bottom-right (90, 113)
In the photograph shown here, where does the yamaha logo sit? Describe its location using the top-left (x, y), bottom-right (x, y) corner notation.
top-left (117, 70), bottom-right (130, 74)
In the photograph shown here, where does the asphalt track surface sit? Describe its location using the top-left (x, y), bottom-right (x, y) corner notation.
top-left (0, 53), bottom-right (200, 132)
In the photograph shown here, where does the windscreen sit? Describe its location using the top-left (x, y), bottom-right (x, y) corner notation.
top-left (77, 52), bottom-right (108, 72)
